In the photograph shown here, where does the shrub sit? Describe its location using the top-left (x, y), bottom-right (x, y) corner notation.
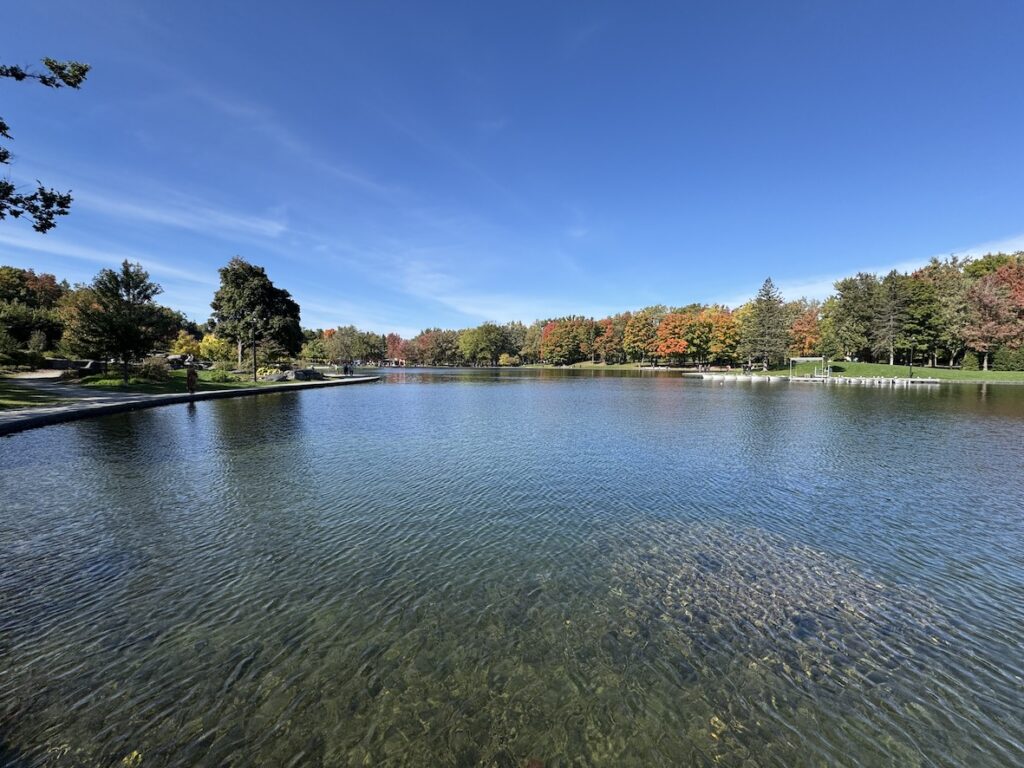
top-left (498, 353), bottom-right (521, 366)
top-left (28, 330), bottom-right (48, 354)
top-left (0, 327), bottom-right (19, 366)
top-left (960, 352), bottom-right (980, 371)
top-left (992, 346), bottom-right (1024, 372)
top-left (138, 357), bottom-right (171, 381)
top-left (204, 368), bottom-right (239, 383)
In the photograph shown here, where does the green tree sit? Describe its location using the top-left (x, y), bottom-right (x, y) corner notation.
top-left (459, 322), bottom-right (509, 366)
top-left (519, 320), bottom-right (546, 364)
top-left (912, 258), bottom-right (969, 365)
top-left (830, 273), bottom-right (880, 361)
top-left (1, 59), bottom-right (90, 232)
top-left (963, 252), bottom-right (1013, 279)
top-left (59, 261), bottom-right (172, 382)
top-left (301, 335), bottom-right (327, 362)
top-left (209, 257), bottom-right (303, 369)
top-left (740, 278), bottom-right (789, 368)
top-left (872, 270), bottom-right (911, 365)
top-left (324, 326), bottom-right (358, 364)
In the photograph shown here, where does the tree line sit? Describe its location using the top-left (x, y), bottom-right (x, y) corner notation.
top-left (3, 251), bottom-right (1024, 379)
top-left (353, 253), bottom-right (1024, 372)
top-left (0, 257), bottom-right (304, 381)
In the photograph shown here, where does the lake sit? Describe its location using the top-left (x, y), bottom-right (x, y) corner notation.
top-left (1, 369), bottom-right (1022, 767)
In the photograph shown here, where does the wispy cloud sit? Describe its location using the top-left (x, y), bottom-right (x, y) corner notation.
top-left (947, 231), bottom-right (1024, 258)
top-left (188, 87), bottom-right (398, 198)
top-left (381, 111), bottom-right (534, 217)
top-left (8, 161), bottom-right (291, 241)
top-left (0, 230), bottom-right (216, 286)
top-left (713, 231), bottom-right (1024, 307)
top-left (76, 190), bottom-right (288, 239)
top-left (396, 259), bottom-right (611, 323)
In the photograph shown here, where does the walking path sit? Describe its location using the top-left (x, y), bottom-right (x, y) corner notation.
top-left (0, 374), bottom-right (381, 437)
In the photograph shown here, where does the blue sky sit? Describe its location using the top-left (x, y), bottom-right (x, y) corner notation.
top-left (3, 1), bottom-right (1024, 335)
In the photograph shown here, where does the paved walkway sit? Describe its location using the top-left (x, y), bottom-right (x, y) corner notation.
top-left (0, 374), bottom-right (381, 437)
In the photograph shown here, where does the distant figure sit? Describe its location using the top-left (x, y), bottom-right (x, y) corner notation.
top-left (186, 365), bottom-right (198, 396)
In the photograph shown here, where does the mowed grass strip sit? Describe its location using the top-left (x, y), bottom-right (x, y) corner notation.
top-left (0, 379), bottom-right (74, 409)
top-left (77, 369), bottom-right (265, 395)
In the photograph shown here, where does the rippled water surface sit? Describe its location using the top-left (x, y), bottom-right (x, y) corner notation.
top-left (2, 370), bottom-right (1023, 767)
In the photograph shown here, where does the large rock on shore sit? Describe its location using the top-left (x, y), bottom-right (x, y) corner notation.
top-left (286, 368), bottom-right (324, 381)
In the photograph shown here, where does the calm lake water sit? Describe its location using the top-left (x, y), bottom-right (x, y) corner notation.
top-left (1, 369), bottom-right (1022, 767)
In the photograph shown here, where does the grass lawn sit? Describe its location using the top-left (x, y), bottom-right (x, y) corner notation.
top-left (747, 361), bottom-right (1024, 382)
top-left (77, 369), bottom-right (267, 394)
top-left (0, 379), bottom-right (74, 409)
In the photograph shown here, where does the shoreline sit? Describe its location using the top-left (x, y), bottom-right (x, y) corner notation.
top-left (0, 376), bottom-right (381, 437)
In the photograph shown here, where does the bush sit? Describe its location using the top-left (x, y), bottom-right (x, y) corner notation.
top-left (137, 357), bottom-right (171, 381)
top-left (498, 353), bottom-right (521, 366)
top-left (960, 352), bottom-right (980, 371)
top-left (256, 366), bottom-right (282, 378)
top-left (992, 346), bottom-right (1024, 372)
top-left (28, 330), bottom-right (48, 354)
top-left (204, 368), bottom-right (239, 383)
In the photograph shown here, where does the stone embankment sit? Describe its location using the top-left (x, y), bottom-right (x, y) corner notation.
top-left (0, 376), bottom-right (380, 437)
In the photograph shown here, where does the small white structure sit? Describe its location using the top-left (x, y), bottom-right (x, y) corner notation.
top-left (789, 356), bottom-right (828, 378)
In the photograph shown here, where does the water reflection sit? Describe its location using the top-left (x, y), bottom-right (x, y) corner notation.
top-left (0, 371), bottom-right (1021, 766)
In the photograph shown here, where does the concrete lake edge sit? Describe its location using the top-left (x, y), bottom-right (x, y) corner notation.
top-left (0, 376), bottom-right (381, 437)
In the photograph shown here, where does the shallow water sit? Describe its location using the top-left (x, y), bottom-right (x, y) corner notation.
top-left (1, 370), bottom-right (1022, 767)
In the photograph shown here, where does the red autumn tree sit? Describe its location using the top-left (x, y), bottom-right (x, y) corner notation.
top-left (963, 274), bottom-right (1020, 370)
top-left (386, 332), bottom-right (404, 360)
top-left (789, 305), bottom-right (821, 356)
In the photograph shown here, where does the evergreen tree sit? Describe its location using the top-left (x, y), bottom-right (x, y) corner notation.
top-left (59, 261), bottom-right (172, 382)
top-left (741, 278), bottom-right (789, 368)
top-left (872, 270), bottom-right (911, 365)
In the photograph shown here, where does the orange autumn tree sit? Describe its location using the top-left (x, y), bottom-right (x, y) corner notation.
top-left (655, 312), bottom-right (690, 363)
top-left (790, 304), bottom-right (822, 356)
top-left (705, 307), bottom-right (739, 365)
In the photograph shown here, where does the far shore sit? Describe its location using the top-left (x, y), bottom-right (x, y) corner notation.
top-left (515, 360), bottom-right (1024, 383)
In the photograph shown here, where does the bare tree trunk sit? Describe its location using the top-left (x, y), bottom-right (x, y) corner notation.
top-left (237, 339), bottom-right (243, 367)
top-left (983, 351), bottom-right (989, 371)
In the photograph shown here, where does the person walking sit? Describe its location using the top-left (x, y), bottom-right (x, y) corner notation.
top-left (186, 364), bottom-right (198, 396)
